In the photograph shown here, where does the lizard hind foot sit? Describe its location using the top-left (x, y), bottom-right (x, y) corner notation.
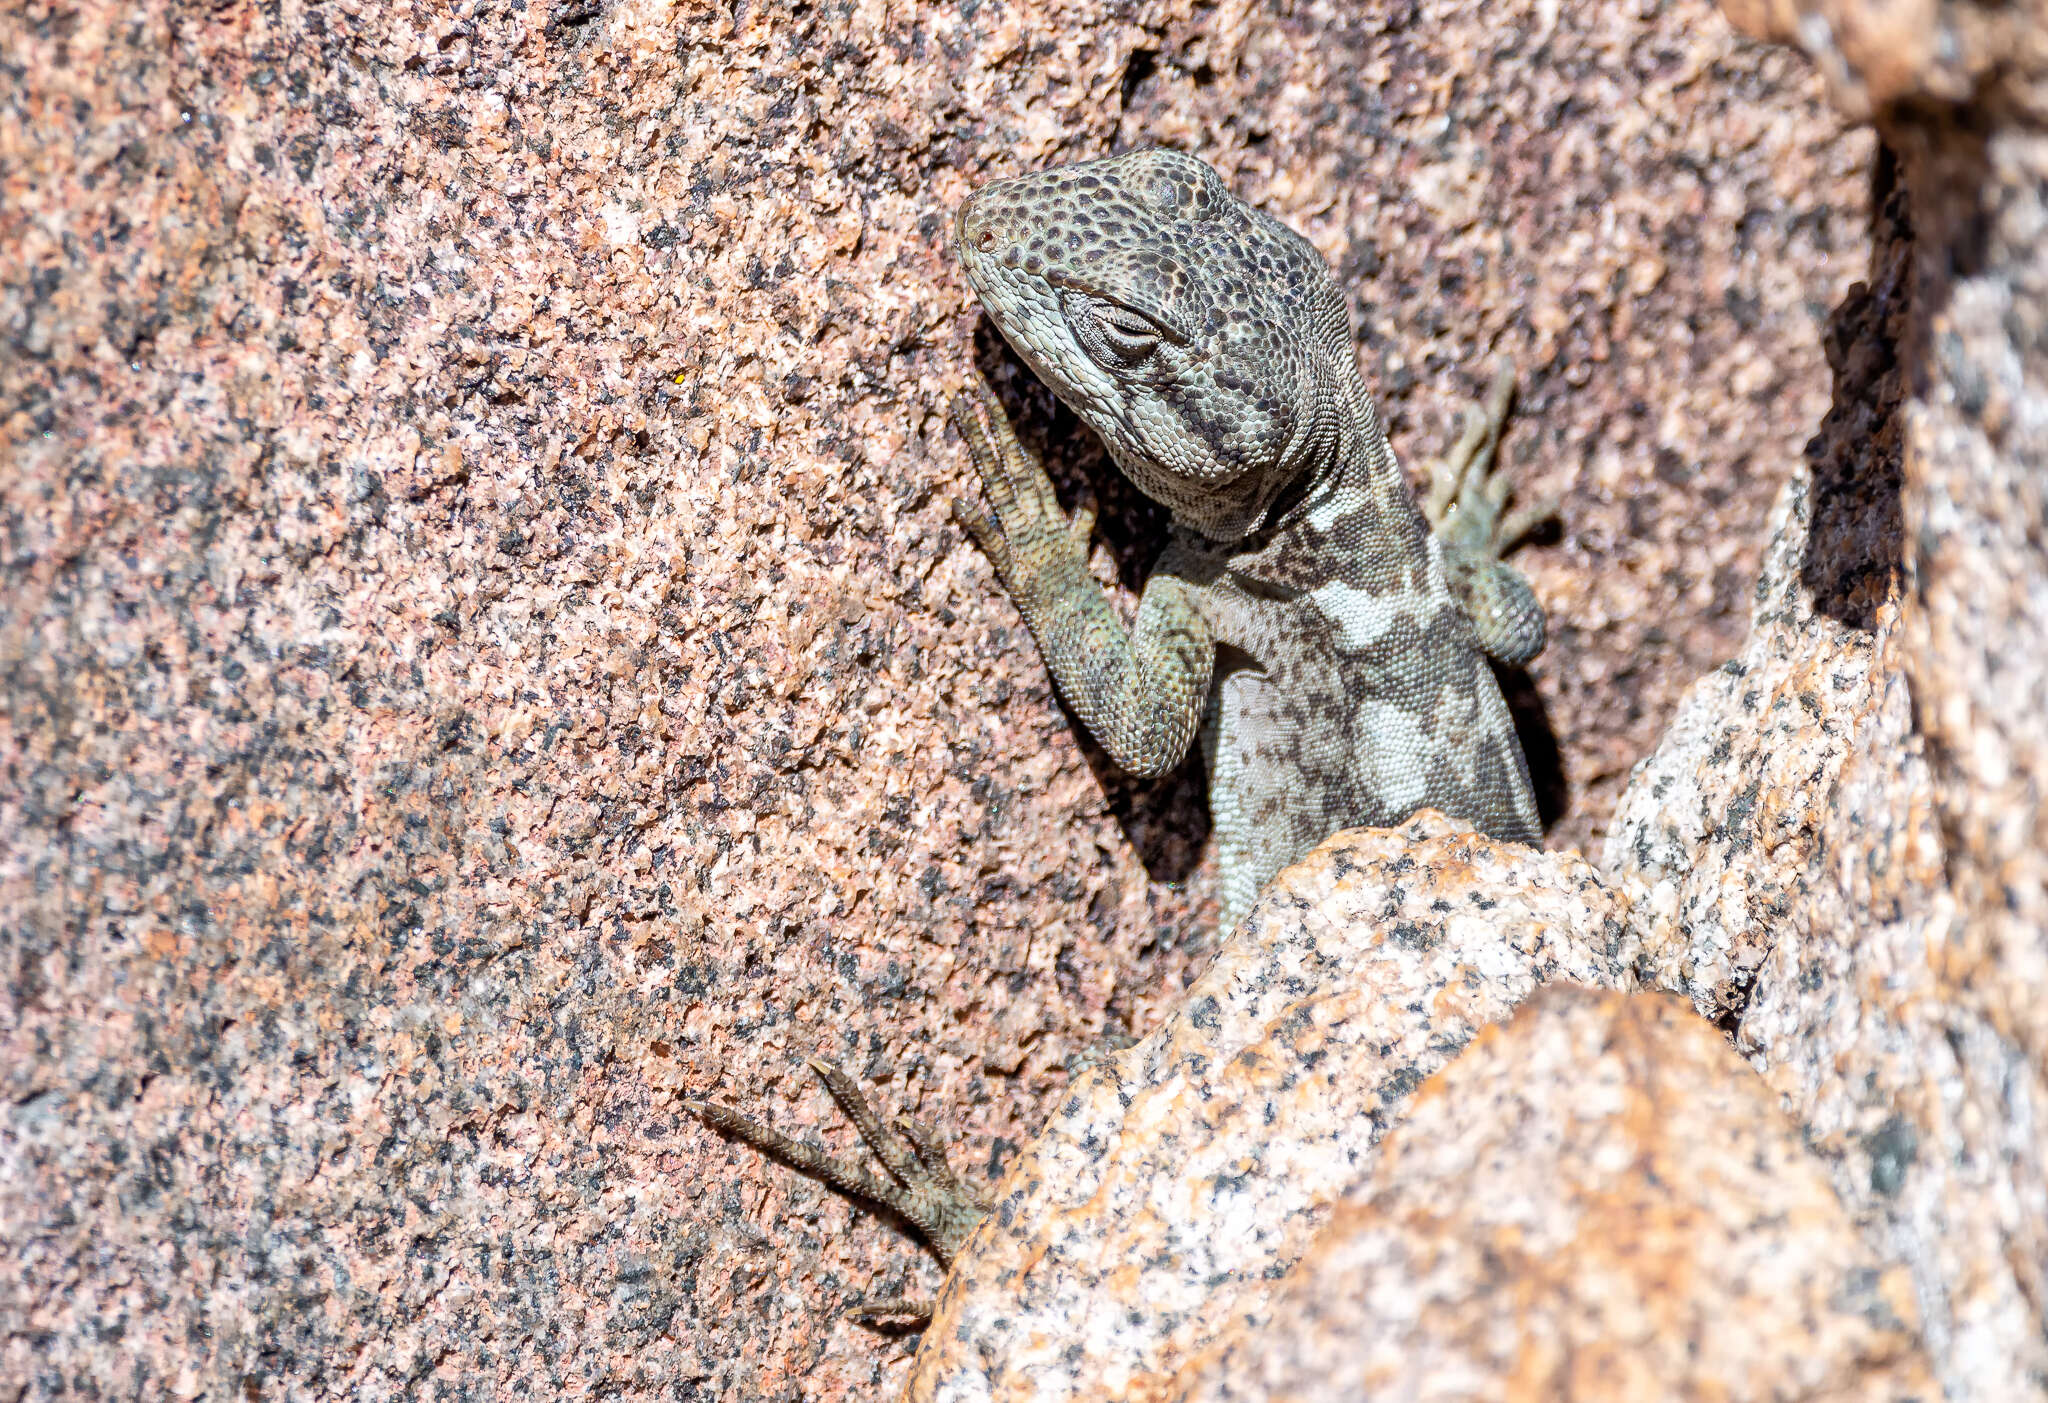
top-left (685, 1058), bottom-right (993, 1271)
top-left (1422, 359), bottom-right (1556, 668)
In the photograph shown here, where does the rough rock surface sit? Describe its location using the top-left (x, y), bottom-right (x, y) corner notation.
top-left (1609, 379), bottom-right (2048, 1403)
top-left (1605, 457), bottom-right (1884, 1021)
top-left (904, 816), bottom-right (1635, 1402)
top-left (1604, 16), bottom-right (2048, 1388)
top-left (1, 0), bottom-right (1870, 1398)
top-left (1154, 987), bottom-right (1938, 1403)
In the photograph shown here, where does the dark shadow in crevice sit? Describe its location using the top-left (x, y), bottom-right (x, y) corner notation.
top-left (1491, 660), bottom-right (1568, 833)
top-left (1884, 92), bottom-right (1997, 282)
top-left (1071, 719), bottom-right (1212, 890)
top-left (1713, 967), bottom-right (1759, 1040)
top-left (1118, 47), bottom-right (1160, 113)
top-left (1801, 142), bottom-right (1912, 629)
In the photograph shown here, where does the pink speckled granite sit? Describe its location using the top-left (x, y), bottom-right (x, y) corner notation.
top-left (0, 0), bottom-right (1878, 1396)
top-left (1608, 400), bottom-right (2048, 1401)
top-left (1605, 23), bottom-right (2048, 1389)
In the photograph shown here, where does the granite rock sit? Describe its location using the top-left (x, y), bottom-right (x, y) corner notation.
top-left (1719, 0), bottom-right (2048, 1171)
top-left (1719, 0), bottom-right (2048, 119)
top-left (903, 815), bottom-right (1636, 1402)
top-left (1603, 450), bottom-right (1889, 1021)
top-left (0, 0), bottom-right (1875, 1396)
top-left (1156, 986), bottom-right (1938, 1403)
top-left (1604, 23), bottom-right (2048, 1388)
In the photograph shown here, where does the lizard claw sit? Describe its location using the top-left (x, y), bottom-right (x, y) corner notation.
top-left (949, 493), bottom-right (1008, 569)
top-left (948, 377), bottom-right (1091, 594)
top-left (1068, 498), bottom-right (1098, 550)
top-left (687, 1059), bottom-right (993, 1289)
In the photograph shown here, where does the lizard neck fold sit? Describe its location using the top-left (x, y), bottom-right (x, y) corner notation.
top-left (1248, 371), bottom-right (1429, 569)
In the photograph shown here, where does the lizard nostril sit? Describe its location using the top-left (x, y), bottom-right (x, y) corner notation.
top-left (978, 230), bottom-right (997, 250)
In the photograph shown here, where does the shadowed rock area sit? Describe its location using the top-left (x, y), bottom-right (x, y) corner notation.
top-left (1607, 0), bottom-right (2048, 1393)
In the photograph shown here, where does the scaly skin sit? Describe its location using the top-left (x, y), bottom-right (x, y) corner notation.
top-left (1422, 360), bottom-right (1556, 668)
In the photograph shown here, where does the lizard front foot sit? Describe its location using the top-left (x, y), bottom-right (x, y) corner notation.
top-left (686, 1059), bottom-right (992, 1324)
top-left (1422, 360), bottom-right (1558, 667)
top-left (948, 376), bottom-right (1097, 606)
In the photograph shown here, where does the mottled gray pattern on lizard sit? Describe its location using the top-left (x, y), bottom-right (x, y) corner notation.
top-left (954, 147), bottom-right (1543, 926)
top-left (688, 148), bottom-right (1555, 1322)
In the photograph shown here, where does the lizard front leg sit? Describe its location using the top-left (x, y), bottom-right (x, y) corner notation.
top-left (1422, 361), bottom-right (1558, 668)
top-left (951, 379), bottom-right (1214, 779)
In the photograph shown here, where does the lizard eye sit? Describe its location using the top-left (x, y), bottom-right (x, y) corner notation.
top-left (1068, 295), bottom-right (1164, 368)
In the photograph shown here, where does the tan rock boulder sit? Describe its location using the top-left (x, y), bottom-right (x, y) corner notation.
top-left (1158, 987), bottom-right (1937, 1403)
top-left (1605, 1), bottom-right (2048, 1391)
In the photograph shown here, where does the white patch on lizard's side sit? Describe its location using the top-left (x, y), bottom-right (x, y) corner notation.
top-left (1353, 697), bottom-right (1431, 813)
top-left (1310, 580), bottom-right (1401, 653)
top-left (1305, 489), bottom-right (1350, 534)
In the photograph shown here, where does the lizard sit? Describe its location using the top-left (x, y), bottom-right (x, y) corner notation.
top-left (687, 147), bottom-right (1556, 1322)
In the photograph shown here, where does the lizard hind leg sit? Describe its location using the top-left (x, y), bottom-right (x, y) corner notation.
top-left (685, 1059), bottom-right (992, 1323)
top-left (1422, 360), bottom-right (1558, 668)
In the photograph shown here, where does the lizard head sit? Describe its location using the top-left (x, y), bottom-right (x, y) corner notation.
top-left (956, 148), bottom-right (1358, 541)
